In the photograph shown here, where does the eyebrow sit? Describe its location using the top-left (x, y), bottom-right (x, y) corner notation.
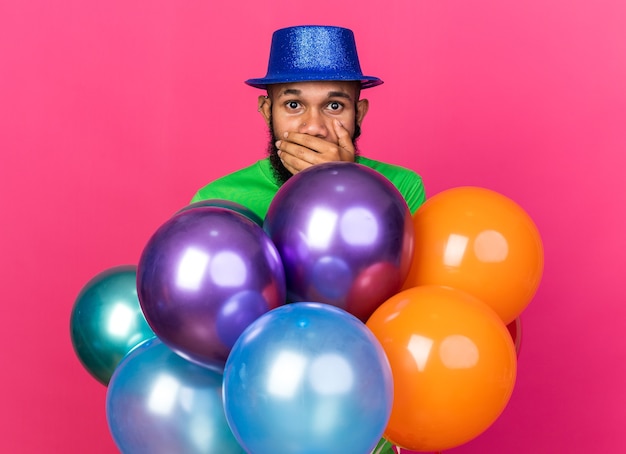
top-left (280, 88), bottom-right (301, 96)
top-left (277, 88), bottom-right (354, 101)
top-left (327, 91), bottom-right (353, 100)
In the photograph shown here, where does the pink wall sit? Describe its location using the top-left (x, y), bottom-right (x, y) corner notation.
top-left (1, 0), bottom-right (624, 452)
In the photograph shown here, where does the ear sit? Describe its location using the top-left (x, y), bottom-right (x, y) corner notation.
top-left (356, 98), bottom-right (369, 126)
top-left (258, 95), bottom-right (271, 125)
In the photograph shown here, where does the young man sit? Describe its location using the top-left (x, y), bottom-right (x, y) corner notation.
top-left (193, 27), bottom-right (422, 454)
top-left (191, 25), bottom-right (426, 220)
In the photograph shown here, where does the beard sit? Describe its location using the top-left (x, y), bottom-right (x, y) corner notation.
top-left (267, 113), bottom-right (362, 186)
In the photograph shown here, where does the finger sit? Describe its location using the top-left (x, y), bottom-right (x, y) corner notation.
top-left (281, 132), bottom-right (347, 162)
top-left (280, 132), bottom-right (332, 155)
top-left (333, 119), bottom-right (355, 156)
top-left (276, 139), bottom-right (323, 165)
top-left (277, 149), bottom-right (315, 174)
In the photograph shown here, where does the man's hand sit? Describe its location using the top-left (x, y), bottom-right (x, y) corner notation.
top-left (275, 119), bottom-right (355, 175)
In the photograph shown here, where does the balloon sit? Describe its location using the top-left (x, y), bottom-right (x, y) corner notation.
top-left (106, 338), bottom-right (245, 454)
top-left (70, 265), bottom-right (154, 385)
top-left (137, 207), bottom-right (286, 370)
top-left (402, 186), bottom-right (544, 324)
top-left (366, 286), bottom-right (517, 452)
top-left (176, 199), bottom-right (263, 226)
top-left (264, 162), bottom-right (414, 322)
top-left (223, 302), bottom-right (393, 454)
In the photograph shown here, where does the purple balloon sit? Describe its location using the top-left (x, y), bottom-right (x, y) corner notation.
top-left (264, 162), bottom-right (414, 322)
top-left (137, 207), bottom-right (286, 369)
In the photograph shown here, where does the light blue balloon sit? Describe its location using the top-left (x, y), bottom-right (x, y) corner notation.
top-left (223, 302), bottom-right (393, 454)
top-left (106, 338), bottom-right (245, 454)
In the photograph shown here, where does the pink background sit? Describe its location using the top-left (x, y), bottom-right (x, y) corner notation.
top-left (1, 0), bottom-right (624, 452)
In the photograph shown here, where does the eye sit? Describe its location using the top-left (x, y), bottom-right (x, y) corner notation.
top-left (286, 101), bottom-right (300, 110)
top-left (328, 101), bottom-right (342, 111)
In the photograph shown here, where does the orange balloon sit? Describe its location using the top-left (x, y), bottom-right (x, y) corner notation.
top-left (402, 186), bottom-right (544, 324)
top-left (366, 286), bottom-right (517, 452)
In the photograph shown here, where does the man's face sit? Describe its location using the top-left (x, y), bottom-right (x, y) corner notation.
top-left (260, 81), bottom-right (367, 185)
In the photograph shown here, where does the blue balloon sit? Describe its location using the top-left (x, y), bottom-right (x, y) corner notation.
top-left (106, 338), bottom-right (245, 454)
top-left (223, 302), bottom-right (393, 454)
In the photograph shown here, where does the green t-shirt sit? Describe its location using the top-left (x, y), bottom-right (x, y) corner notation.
top-left (191, 157), bottom-right (426, 219)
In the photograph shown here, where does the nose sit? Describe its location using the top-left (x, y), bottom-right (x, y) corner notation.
top-left (298, 110), bottom-right (328, 138)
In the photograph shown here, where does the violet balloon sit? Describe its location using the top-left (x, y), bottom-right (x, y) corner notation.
top-left (264, 162), bottom-right (414, 322)
top-left (137, 207), bottom-right (286, 370)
